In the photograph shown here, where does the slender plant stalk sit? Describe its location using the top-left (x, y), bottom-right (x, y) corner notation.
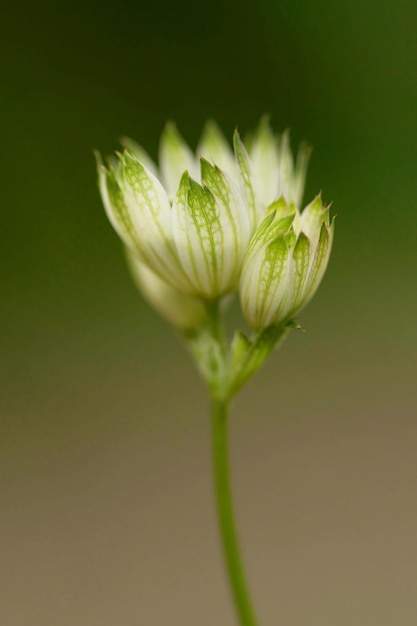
top-left (211, 397), bottom-right (259, 626)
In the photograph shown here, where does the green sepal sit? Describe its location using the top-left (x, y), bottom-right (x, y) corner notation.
top-left (286, 319), bottom-right (304, 331)
top-left (229, 331), bottom-right (251, 375)
top-left (226, 324), bottom-right (289, 397)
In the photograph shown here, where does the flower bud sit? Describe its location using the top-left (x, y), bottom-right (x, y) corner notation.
top-left (240, 196), bottom-right (334, 329)
top-left (97, 119), bottom-right (321, 307)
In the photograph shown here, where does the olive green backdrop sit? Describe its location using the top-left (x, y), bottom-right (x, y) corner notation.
top-left (2, 0), bottom-right (417, 624)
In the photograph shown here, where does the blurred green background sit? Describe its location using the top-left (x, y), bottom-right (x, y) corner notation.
top-left (2, 0), bottom-right (417, 624)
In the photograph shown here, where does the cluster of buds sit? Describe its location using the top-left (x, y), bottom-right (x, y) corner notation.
top-left (97, 119), bottom-right (333, 333)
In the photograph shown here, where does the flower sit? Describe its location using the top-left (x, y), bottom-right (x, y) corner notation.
top-left (97, 122), bottom-right (254, 300)
top-left (96, 119), bottom-right (330, 329)
top-left (240, 195), bottom-right (334, 329)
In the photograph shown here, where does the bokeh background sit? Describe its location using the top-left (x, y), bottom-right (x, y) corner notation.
top-left (2, 0), bottom-right (417, 624)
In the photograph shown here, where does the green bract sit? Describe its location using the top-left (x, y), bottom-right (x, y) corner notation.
top-left (97, 119), bottom-right (332, 331)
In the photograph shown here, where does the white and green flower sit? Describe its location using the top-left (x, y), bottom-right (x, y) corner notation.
top-left (97, 122), bottom-right (254, 301)
top-left (97, 119), bottom-right (329, 330)
top-left (240, 195), bottom-right (334, 329)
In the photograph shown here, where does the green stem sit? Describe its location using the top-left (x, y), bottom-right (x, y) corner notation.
top-left (211, 397), bottom-right (259, 626)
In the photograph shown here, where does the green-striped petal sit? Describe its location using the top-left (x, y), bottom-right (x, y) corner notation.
top-left (159, 123), bottom-right (199, 200)
top-left (197, 121), bottom-right (236, 177)
top-left (201, 158), bottom-right (251, 288)
top-left (171, 172), bottom-right (223, 297)
top-left (233, 130), bottom-right (259, 229)
top-left (240, 236), bottom-right (291, 329)
top-left (119, 137), bottom-right (159, 178)
top-left (300, 195), bottom-right (327, 243)
top-left (119, 151), bottom-right (189, 290)
top-left (292, 142), bottom-right (312, 208)
top-left (250, 116), bottom-right (281, 210)
top-left (301, 219), bottom-right (334, 308)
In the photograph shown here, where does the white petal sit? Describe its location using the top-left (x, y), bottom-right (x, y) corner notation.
top-left (292, 142), bottom-right (312, 208)
top-left (120, 152), bottom-right (189, 291)
top-left (300, 220), bottom-right (334, 308)
top-left (290, 233), bottom-right (312, 312)
top-left (159, 123), bottom-right (199, 200)
top-left (240, 209), bottom-right (296, 329)
top-left (261, 238), bottom-right (293, 326)
top-left (97, 155), bottom-right (135, 247)
top-left (233, 130), bottom-right (259, 229)
top-left (240, 245), bottom-right (267, 327)
top-left (277, 131), bottom-right (294, 204)
top-left (300, 195), bottom-right (326, 245)
top-left (200, 159), bottom-right (251, 291)
top-left (242, 237), bottom-right (291, 328)
top-left (171, 173), bottom-right (223, 298)
top-left (245, 204), bottom-right (295, 261)
top-left (119, 137), bottom-right (159, 178)
top-left (197, 121), bottom-right (237, 179)
top-left (126, 250), bottom-right (206, 330)
top-left (249, 117), bottom-right (280, 210)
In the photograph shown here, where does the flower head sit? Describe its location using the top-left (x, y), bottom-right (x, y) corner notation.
top-left (97, 119), bottom-right (332, 330)
top-left (240, 195), bottom-right (334, 329)
top-left (97, 122), bottom-right (254, 300)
